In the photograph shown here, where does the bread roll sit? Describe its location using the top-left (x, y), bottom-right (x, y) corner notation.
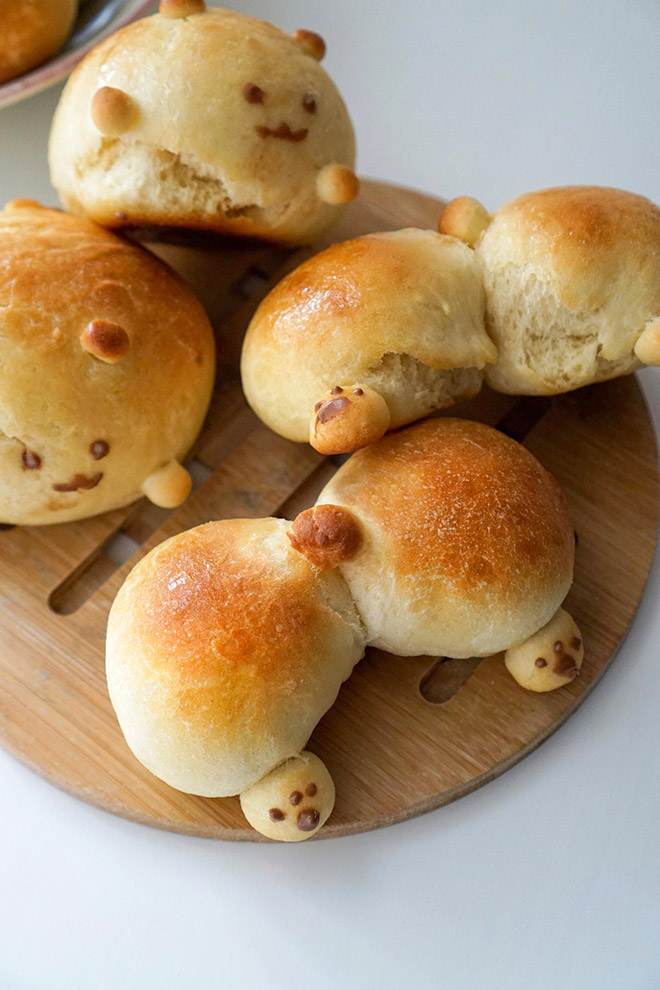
top-left (241, 229), bottom-right (496, 453)
top-left (0, 201), bottom-right (214, 525)
top-left (48, 3), bottom-right (357, 244)
top-left (441, 185), bottom-right (660, 394)
top-left (106, 518), bottom-right (365, 798)
top-left (0, 0), bottom-right (78, 85)
top-left (293, 418), bottom-right (575, 658)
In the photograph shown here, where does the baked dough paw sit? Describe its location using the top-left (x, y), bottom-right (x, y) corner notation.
top-left (504, 608), bottom-right (584, 692)
top-left (309, 384), bottom-right (390, 454)
top-left (240, 752), bottom-right (335, 841)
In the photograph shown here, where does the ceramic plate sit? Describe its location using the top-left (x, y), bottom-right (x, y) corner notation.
top-left (0, 0), bottom-right (153, 109)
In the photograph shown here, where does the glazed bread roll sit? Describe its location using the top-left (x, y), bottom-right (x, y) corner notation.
top-left (0, 0), bottom-right (78, 85)
top-left (106, 518), bottom-right (365, 797)
top-left (0, 200), bottom-right (215, 525)
top-left (241, 229), bottom-right (497, 453)
top-left (291, 419), bottom-right (575, 659)
top-left (440, 186), bottom-right (660, 393)
top-left (49, 2), bottom-right (357, 244)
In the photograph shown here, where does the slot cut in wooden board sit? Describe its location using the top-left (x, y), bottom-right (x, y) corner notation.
top-left (0, 180), bottom-right (658, 840)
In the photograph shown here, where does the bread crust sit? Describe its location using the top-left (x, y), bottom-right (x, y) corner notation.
top-left (241, 229), bottom-right (496, 441)
top-left (0, 0), bottom-right (78, 85)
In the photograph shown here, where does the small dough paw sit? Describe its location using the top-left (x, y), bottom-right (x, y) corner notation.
top-left (91, 87), bottom-right (138, 137)
top-left (292, 28), bottom-right (326, 60)
top-left (316, 164), bottom-right (359, 205)
top-left (288, 504), bottom-right (363, 569)
top-left (310, 384), bottom-right (390, 454)
top-left (504, 607), bottom-right (584, 692)
top-left (634, 318), bottom-right (660, 365)
top-left (80, 319), bottom-right (130, 363)
top-left (239, 752), bottom-right (335, 841)
top-left (438, 196), bottom-right (491, 247)
top-left (141, 460), bottom-right (192, 508)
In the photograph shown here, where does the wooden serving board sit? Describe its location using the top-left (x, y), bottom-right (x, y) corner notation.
top-left (0, 181), bottom-right (658, 840)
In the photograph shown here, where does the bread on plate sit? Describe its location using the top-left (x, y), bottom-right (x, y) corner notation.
top-left (106, 419), bottom-right (582, 840)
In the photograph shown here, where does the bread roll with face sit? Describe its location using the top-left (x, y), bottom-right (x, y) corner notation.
top-left (440, 185), bottom-right (660, 393)
top-left (0, 0), bottom-right (78, 85)
top-left (48, 3), bottom-right (357, 245)
top-left (241, 229), bottom-right (497, 454)
top-left (290, 419), bottom-right (577, 668)
top-left (106, 518), bottom-right (365, 838)
top-left (0, 201), bottom-right (214, 525)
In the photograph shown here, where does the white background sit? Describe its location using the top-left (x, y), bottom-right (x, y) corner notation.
top-left (2, 1), bottom-right (660, 988)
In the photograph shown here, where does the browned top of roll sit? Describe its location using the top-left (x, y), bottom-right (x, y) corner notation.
top-left (318, 418), bottom-right (574, 657)
top-left (106, 518), bottom-right (365, 796)
top-left (0, 0), bottom-right (78, 85)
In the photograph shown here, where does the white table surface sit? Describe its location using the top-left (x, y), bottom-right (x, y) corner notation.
top-left (2, 2), bottom-right (660, 988)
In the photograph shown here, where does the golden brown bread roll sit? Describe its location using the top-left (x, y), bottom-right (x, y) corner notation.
top-left (440, 185), bottom-right (660, 393)
top-left (0, 0), bottom-right (78, 85)
top-left (295, 418), bottom-right (576, 660)
top-left (106, 419), bottom-right (580, 840)
top-left (48, 3), bottom-right (357, 244)
top-left (106, 518), bottom-right (365, 798)
top-left (0, 201), bottom-right (214, 525)
top-left (241, 229), bottom-right (497, 453)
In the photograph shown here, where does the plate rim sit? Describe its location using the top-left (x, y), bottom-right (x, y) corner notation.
top-left (0, 0), bottom-right (153, 110)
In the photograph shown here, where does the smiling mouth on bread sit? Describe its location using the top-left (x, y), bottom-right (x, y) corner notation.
top-left (52, 472), bottom-right (103, 493)
top-left (255, 122), bottom-right (308, 142)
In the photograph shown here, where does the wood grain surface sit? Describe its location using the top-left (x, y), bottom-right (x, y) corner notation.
top-left (0, 180), bottom-right (657, 840)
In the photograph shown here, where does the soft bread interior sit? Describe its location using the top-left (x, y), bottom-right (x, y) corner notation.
top-left (484, 264), bottom-right (641, 393)
top-left (360, 352), bottom-right (483, 428)
top-left (66, 138), bottom-right (294, 231)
